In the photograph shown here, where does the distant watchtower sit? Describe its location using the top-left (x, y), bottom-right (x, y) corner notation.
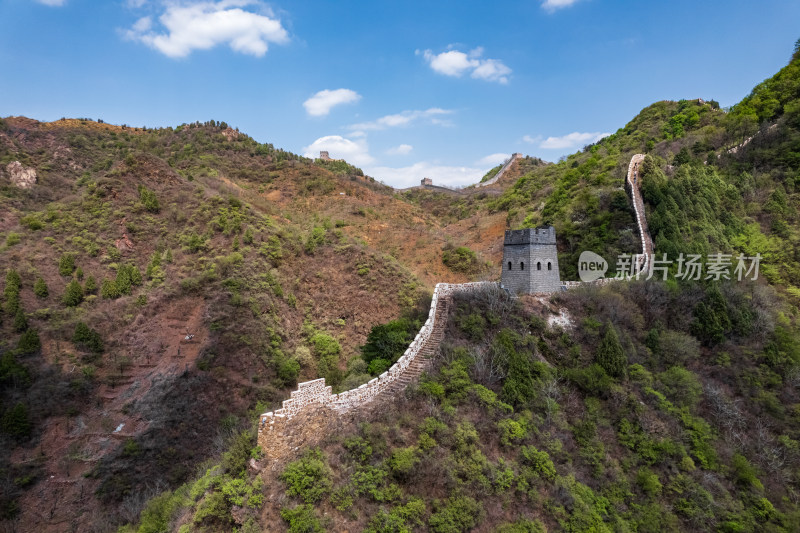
top-left (501, 227), bottom-right (561, 294)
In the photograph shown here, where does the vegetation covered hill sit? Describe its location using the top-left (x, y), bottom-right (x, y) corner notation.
top-left (1, 40), bottom-right (800, 533)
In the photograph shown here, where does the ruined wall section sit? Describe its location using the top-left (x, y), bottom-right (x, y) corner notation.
top-left (258, 282), bottom-right (493, 461)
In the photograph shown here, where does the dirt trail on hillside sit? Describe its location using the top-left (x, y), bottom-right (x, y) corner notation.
top-left (12, 298), bottom-right (209, 533)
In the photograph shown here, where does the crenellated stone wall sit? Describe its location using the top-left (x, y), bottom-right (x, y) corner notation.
top-left (625, 153), bottom-right (652, 273)
top-left (478, 153), bottom-right (522, 188)
top-left (257, 282), bottom-right (494, 462)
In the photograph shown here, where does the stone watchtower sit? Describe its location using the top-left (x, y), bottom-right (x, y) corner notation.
top-left (501, 226), bottom-right (562, 294)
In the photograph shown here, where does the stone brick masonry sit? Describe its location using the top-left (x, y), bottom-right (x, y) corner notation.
top-left (257, 282), bottom-right (493, 462)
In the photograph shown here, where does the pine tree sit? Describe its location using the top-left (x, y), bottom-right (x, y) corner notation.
top-left (101, 279), bottom-right (121, 299)
top-left (13, 308), bottom-right (27, 332)
top-left (33, 277), bottom-right (48, 298)
top-left (596, 322), bottom-right (626, 378)
top-left (62, 280), bottom-right (84, 307)
top-left (17, 329), bottom-right (40, 354)
top-left (58, 253), bottom-right (75, 277)
top-left (84, 276), bottom-right (97, 294)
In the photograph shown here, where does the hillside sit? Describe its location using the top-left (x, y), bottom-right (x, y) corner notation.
top-left (1, 45), bottom-right (800, 533)
top-left (0, 117), bottom-right (488, 530)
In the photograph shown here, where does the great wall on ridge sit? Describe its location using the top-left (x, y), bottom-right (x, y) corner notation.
top-left (257, 154), bottom-right (654, 462)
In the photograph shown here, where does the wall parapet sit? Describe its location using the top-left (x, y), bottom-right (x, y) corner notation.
top-left (258, 282), bottom-right (495, 448)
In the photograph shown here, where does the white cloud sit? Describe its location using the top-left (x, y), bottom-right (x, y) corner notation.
top-left (349, 108), bottom-right (452, 131)
top-left (35, 0), bottom-right (66, 5)
top-left (125, 0), bottom-right (288, 58)
top-left (522, 134), bottom-right (542, 144)
top-left (303, 89), bottom-right (361, 117)
top-left (303, 135), bottom-right (374, 166)
top-left (470, 59), bottom-right (512, 83)
top-left (386, 144), bottom-right (413, 155)
top-left (126, 0), bottom-right (148, 8)
top-left (366, 162), bottom-right (484, 189)
top-left (421, 47), bottom-right (511, 84)
top-left (541, 0), bottom-right (581, 12)
top-left (539, 131), bottom-right (611, 150)
top-left (131, 16), bottom-right (152, 33)
top-left (476, 153), bottom-right (510, 166)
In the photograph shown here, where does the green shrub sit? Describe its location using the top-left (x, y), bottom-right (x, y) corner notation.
top-left (13, 309), bottom-right (27, 332)
top-left (0, 352), bottom-right (29, 385)
top-left (388, 446), bottom-right (419, 479)
top-left (498, 418), bottom-right (528, 446)
top-left (361, 318), bottom-right (416, 372)
top-left (192, 491), bottom-right (230, 527)
top-left (596, 322), bottom-right (626, 377)
top-left (280, 505), bottom-right (324, 533)
top-left (280, 449), bottom-right (331, 503)
top-left (636, 468), bottom-right (663, 498)
top-left (73, 322), bottom-right (104, 353)
top-left (658, 366), bottom-right (702, 408)
top-left (351, 464), bottom-right (400, 502)
top-left (219, 476), bottom-right (263, 508)
top-left (62, 279), bottom-right (84, 306)
top-left (5, 232), bottom-right (21, 246)
top-left (731, 453), bottom-right (763, 490)
top-left (520, 446), bottom-right (556, 481)
top-left (344, 436), bottom-right (373, 463)
top-left (365, 498), bottom-right (426, 533)
top-left (20, 214), bottom-right (43, 230)
top-left (441, 244), bottom-right (480, 274)
top-left (497, 329), bottom-right (538, 406)
top-left (101, 278), bottom-right (121, 299)
top-left (58, 253), bottom-right (76, 276)
top-left (304, 226), bottom-right (327, 254)
top-left (457, 312), bottom-right (487, 341)
top-left (33, 277), bottom-right (48, 298)
top-left (260, 235), bottom-right (283, 265)
top-left (115, 263), bottom-right (143, 295)
top-left (276, 356), bottom-right (301, 387)
top-left (428, 495), bottom-right (484, 533)
top-left (136, 486), bottom-right (189, 533)
top-left (1, 402), bottom-right (31, 439)
top-left (138, 185), bottom-right (160, 213)
top-left (17, 329), bottom-right (41, 354)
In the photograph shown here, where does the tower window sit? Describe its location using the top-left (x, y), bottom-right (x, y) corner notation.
top-left (521, 262), bottom-right (525, 270)
top-left (537, 262), bottom-right (542, 271)
top-left (548, 262), bottom-right (552, 271)
top-left (508, 261), bottom-right (512, 270)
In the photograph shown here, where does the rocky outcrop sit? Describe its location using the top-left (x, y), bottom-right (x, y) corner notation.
top-left (6, 161), bottom-right (37, 189)
top-left (115, 233), bottom-right (135, 253)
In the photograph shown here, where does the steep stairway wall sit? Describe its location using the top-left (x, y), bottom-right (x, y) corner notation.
top-left (625, 154), bottom-right (653, 273)
top-left (478, 153), bottom-right (522, 188)
top-left (257, 282), bottom-right (491, 462)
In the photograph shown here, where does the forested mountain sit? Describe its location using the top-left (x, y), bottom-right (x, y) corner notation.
top-left (2, 42), bottom-right (800, 533)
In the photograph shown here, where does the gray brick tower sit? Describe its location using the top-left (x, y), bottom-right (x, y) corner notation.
top-left (501, 227), bottom-right (562, 294)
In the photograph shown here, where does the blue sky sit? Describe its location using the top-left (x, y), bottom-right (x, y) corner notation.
top-left (1, 0), bottom-right (799, 188)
